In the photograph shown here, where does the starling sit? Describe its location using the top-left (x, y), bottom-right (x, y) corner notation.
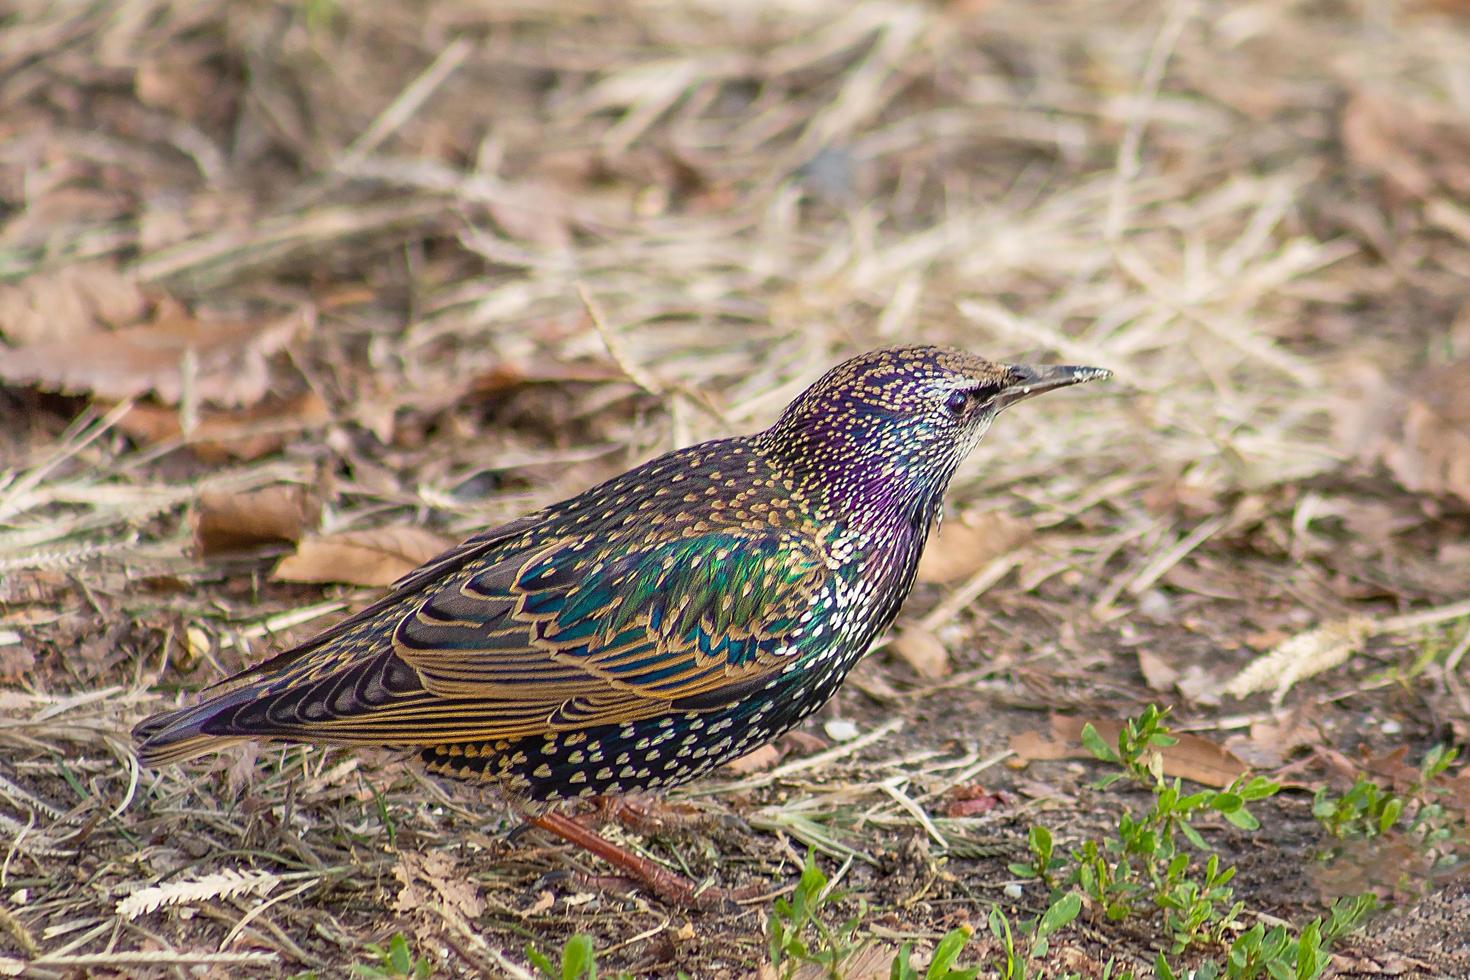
top-left (133, 345), bottom-right (1109, 903)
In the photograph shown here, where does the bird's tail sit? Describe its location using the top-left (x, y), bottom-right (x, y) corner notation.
top-left (131, 685), bottom-right (265, 766)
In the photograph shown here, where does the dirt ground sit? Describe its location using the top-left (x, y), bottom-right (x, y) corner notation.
top-left (3, 0), bottom-right (1470, 976)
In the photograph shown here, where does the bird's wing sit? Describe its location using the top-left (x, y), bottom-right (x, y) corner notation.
top-left (383, 527), bottom-right (831, 732)
top-left (142, 525), bottom-right (835, 751)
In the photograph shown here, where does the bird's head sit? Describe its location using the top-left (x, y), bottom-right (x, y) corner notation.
top-left (762, 345), bottom-right (1110, 525)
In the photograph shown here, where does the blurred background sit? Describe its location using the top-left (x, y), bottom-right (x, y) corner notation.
top-left (2, 0), bottom-right (1470, 975)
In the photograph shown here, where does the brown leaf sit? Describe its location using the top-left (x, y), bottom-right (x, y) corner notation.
top-left (1382, 359), bottom-right (1470, 506)
top-left (889, 627), bottom-right (951, 679)
top-left (916, 510), bottom-right (1030, 584)
top-left (723, 743), bottom-right (782, 775)
top-left (1174, 663), bottom-right (1224, 706)
top-left (794, 945), bottom-right (903, 980)
top-left (392, 850), bottom-right (483, 921)
top-left (1136, 649), bottom-right (1180, 692)
top-left (0, 262), bottom-right (147, 346)
top-left (115, 392), bottom-right (331, 462)
top-left (193, 486), bottom-right (322, 556)
top-left (273, 527), bottom-right (457, 587)
top-left (1335, 357), bottom-right (1470, 507)
top-left (1009, 715), bottom-right (1248, 788)
top-left (0, 635), bottom-right (36, 683)
top-left (1341, 91), bottom-right (1470, 201)
top-left (0, 302), bottom-right (308, 407)
top-left (485, 181), bottom-right (573, 250)
top-left (1223, 711), bottom-right (1320, 769)
top-left (469, 358), bottom-right (625, 396)
top-left (941, 784), bottom-right (1009, 818)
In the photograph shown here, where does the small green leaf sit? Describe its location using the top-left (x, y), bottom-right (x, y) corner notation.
top-left (926, 926), bottom-right (971, 978)
top-left (1210, 792), bottom-right (1243, 813)
top-left (1037, 892), bottom-right (1082, 938)
top-left (1030, 825), bottom-right (1053, 863)
top-left (1222, 807), bottom-right (1261, 831)
top-left (563, 934), bottom-right (595, 980)
top-left (988, 905), bottom-right (1008, 941)
top-left (1378, 797), bottom-right (1403, 834)
top-left (1080, 723), bottom-right (1117, 763)
top-left (1237, 776), bottom-right (1282, 801)
top-left (526, 940), bottom-right (552, 975)
top-left (388, 935), bottom-right (412, 975)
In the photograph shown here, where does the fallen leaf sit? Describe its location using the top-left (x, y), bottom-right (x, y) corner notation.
top-left (941, 784), bottom-right (1009, 818)
top-left (780, 730), bottom-right (829, 756)
top-left (917, 510), bottom-right (1030, 584)
top-left (889, 626), bottom-right (951, 679)
top-left (273, 527), bottom-right (457, 587)
top-left (392, 850), bottom-right (483, 921)
top-left (723, 743), bottom-right (782, 775)
top-left (0, 301), bottom-right (308, 407)
top-left (225, 742), bottom-right (263, 798)
top-left (193, 485), bottom-right (322, 556)
top-left (1008, 715), bottom-right (1248, 788)
top-left (524, 890), bottom-right (556, 915)
top-left (1381, 359), bottom-right (1470, 506)
top-left (0, 635), bottom-right (36, 682)
top-left (0, 262), bottom-right (147, 346)
top-left (1341, 91), bottom-right (1470, 202)
top-left (794, 944), bottom-right (902, 980)
top-left (1224, 711), bottom-right (1320, 769)
top-left (1174, 663), bottom-right (1224, 706)
top-left (115, 391), bottom-right (331, 462)
top-left (469, 358), bottom-right (625, 396)
top-left (485, 181), bottom-right (574, 249)
top-left (1136, 649), bottom-right (1179, 692)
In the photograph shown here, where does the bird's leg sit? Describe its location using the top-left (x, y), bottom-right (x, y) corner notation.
top-left (528, 811), bottom-right (722, 908)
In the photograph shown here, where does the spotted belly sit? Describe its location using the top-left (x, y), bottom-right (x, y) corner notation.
top-left (420, 659), bottom-right (855, 803)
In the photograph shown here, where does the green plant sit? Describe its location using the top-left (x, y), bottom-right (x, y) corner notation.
top-left (1065, 709), bottom-right (1278, 952)
top-left (1156, 893), bottom-right (1376, 980)
top-left (1312, 744), bottom-right (1468, 893)
top-left (351, 933), bottom-right (433, 979)
top-left (967, 894), bottom-right (1081, 980)
top-left (1056, 959), bottom-right (1134, 980)
top-left (1313, 776), bottom-right (1404, 840)
top-left (988, 905), bottom-right (1023, 980)
top-left (889, 925), bottom-right (982, 980)
top-left (1313, 744), bottom-right (1461, 843)
top-left (533, 709), bottom-right (1384, 980)
top-left (1008, 825), bottom-right (1067, 891)
top-left (1007, 706), bottom-right (1375, 979)
top-left (767, 850), bottom-right (868, 979)
top-left (527, 933), bottom-right (601, 980)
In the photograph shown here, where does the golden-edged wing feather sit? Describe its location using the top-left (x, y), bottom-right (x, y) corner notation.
top-left (134, 520), bottom-right (830, 762)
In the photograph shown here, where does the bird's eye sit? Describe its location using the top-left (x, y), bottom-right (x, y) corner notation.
top-left (944, 389), bottom-right (971, 414)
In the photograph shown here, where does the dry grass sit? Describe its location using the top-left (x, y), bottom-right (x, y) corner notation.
top-left (3, 0), bottom-right (1470, 975)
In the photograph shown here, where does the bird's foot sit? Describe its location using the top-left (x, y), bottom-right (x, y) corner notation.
top-left (588, 793), bottom-right (730, 836)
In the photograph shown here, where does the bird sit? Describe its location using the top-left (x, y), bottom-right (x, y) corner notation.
top-left (133, 345), bottom-right (1109, 904)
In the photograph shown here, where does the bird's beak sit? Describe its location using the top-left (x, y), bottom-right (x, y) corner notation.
top-left (994, 363), bottom-right (1112, 410)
